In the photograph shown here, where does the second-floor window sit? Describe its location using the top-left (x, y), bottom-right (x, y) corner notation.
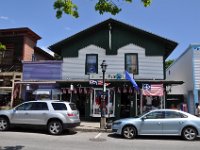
top-left (85, 54), bottom-right (98, 74)
top-left (125, 53), bottom-right (138, 74)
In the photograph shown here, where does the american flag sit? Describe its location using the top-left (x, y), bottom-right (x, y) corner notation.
top-left (142, 84), bottom-right (164, 96)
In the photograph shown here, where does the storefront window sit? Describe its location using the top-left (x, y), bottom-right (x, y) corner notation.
top-left (91, 88), bottom-right (115, 117)
top-left (142, 96), bottom-right (161, 112)
top-left (36, 94), bottom-right (51, 100)
top-left (33, 89), bottom-right (62, 100)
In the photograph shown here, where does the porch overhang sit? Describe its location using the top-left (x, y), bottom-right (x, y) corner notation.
top-left (15, 80), bottom-right (57, 84)
top-left (56, 79), bottom-right (184, 87)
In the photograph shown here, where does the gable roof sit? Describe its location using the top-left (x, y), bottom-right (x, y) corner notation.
top-left (49, 18), bottom-right (177, 59)
top-left (34, 47), bottom-right (55, 60)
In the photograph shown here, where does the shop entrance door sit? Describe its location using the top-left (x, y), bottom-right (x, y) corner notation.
top-left (76, 94), bottom-right (86, 118)
top-left (91, 88), bottom-right (115, 117)
top-left (120, 93), bottom-right (131, 118)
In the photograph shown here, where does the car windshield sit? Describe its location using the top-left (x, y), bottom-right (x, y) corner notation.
top-left (134, 111), bottom-right (149, 118)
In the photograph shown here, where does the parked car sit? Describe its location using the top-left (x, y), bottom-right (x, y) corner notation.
top-left (112, 109), bottom-right (200, 141)
top-left (0, 100), bottom-right (80, 135)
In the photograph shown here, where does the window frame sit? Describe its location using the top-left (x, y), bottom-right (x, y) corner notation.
top-left (145, 111), bottom-right (164, 119)
top-left (125, 53), bottom-right (139, 75)
top-left (85, 54), bottom-right (98, 75)
top-left (51, 103), bottom-right (67, 111)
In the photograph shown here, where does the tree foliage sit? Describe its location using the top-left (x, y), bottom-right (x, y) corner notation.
top-left (0, 42), bottom-right (6, 51)
top-left (165, 59), bottom-right (174, 69)
top-left (54, 0), bottom-right (151, 19)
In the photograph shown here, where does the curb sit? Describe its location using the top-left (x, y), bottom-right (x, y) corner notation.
top-left (74, 128), bottom-right (112, 133)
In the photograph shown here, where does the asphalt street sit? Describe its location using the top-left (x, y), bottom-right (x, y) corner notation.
top-left (0, 129), bottom-right (200, 150)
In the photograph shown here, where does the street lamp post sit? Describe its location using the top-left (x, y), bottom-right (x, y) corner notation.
top-left (100, 60), bottom-right (107, 129)
top-left (70, 84), bottom-right (74, 102)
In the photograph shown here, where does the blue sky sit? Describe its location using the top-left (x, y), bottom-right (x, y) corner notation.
top-left (0, 0), bottom-right (200, 60)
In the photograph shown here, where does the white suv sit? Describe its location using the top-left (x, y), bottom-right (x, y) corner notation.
top-left (0, 100), bottom-right (80, 135)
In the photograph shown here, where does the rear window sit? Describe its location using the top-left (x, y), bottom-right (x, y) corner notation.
top-left (52, 103), bottom-right (67, 110)
top-left (69, 104), bottom-right (77, 110)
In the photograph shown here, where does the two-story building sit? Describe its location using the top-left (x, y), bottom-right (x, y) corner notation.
top-left (0, 28), bottom-right (54, 109)
top-left (166, 44), bottom-right (200, 114)
top-left (48, 18), bottom-right (182, 120)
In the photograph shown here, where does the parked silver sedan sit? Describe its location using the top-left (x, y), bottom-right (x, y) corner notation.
top-left (112, 109), bottom-right (200, 140)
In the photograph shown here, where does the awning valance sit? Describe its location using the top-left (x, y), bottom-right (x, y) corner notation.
top-left (33, 89), bottom-right (62, 95)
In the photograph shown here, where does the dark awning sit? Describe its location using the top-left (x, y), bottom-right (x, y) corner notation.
top-left (56, 79), bottom-right (184, 87)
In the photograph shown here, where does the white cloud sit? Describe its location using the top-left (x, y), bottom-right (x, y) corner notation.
top-left (64, 26), bottom-right (71, 31)
top-left (0, 16), bottom-right (9, 20)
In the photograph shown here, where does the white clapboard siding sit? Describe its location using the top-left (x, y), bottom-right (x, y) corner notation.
top-left (62, 44), bottom-right (163, 79)
top-left (166, 48), bottom-right (194, 95)
top-left (193, 50), bottom-right (200, 89)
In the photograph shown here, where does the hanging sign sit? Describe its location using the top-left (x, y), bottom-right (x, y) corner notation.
top-left (89, 80), bottom-right (111, 86)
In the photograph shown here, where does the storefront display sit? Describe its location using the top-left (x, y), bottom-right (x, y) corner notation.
top-left (91, 88), bottom-right (115, 117)
top-left (141, 84), bottom-right (164, 113)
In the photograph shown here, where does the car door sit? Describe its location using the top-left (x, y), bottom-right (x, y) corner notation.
top-left (11, 102), bottom-right (33, 124)
top-left (162, 110), bottom-right (184, 135)
top-left (139, 111), bottom-right (164, 135)
top-left (24, 102), bottom-right (49, 125)
top-left (11, 102), bottom-right (49, 125)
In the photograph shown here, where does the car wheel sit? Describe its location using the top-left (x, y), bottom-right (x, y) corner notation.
top-left (182, 127), bottom-right (197, 141)
top-left (48, 120), bottom-right (63, 135)
top-left (122, 125), bottom-right (137, 139)
top-left (0, 117), bottom-right (9, 131)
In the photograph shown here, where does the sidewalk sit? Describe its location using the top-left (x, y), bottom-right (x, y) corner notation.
top-left (74, 121), bottom-right (112, 133)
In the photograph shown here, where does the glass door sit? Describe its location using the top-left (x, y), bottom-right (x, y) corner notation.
top-left (91, 88), bottom-right (115, 117)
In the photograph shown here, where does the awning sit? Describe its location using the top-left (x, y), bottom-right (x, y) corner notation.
top-left (15, 81), bottom-right (56, 84)
top-left (33, 89), bottom-right (50, 95)
top-left (56, 79), bottom-right (184, 87)
top-left (33, 89), bottom-right (62, 95)
top-left (52, 89), bottom-right (62, 95)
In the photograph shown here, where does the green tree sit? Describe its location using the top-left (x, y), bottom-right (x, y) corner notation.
top-left (0, 42), bottom-right (6, 51)
top-left (54, 0), bottom-right (151, 19)
top-left (0, 42), bottom-right (6, 64)
top-left (165, 59), bottom-right (174, 69)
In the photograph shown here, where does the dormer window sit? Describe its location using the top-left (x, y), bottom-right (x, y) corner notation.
top-left (85, 54), bottom-right (98, 74)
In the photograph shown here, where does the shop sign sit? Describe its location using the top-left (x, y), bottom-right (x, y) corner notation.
top-left (89, 80), bottom-right (111, 86)
top-left (89, 73), bottom-right (125, 80)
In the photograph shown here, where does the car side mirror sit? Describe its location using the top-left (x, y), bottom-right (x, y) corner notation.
top-left (141, 116), bottom-right (147, 120)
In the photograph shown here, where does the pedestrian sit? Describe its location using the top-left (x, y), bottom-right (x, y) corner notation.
top-left (195, 103), bottom-right (200, 117)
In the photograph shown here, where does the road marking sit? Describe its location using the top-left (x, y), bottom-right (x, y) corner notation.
top-left (94, 133), bottom-right (102, 139)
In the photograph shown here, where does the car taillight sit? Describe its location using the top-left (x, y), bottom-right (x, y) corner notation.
top-left (67, 113), bottom-right (76, 117)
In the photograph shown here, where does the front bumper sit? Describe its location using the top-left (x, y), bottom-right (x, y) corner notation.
top-left (112, 124), bottom-right (122, 134)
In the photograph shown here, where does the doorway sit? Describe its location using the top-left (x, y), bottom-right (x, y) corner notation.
top-left (120, 93), bottom-right (131, 118)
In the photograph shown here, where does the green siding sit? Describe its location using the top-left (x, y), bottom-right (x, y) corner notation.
top-left (61, 23), bottom-right (165, 58)
top-left (49, 19), bottom-right (177, 59)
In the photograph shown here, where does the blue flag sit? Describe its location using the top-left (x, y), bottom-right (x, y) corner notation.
top-left (125, 71), bottom-right (139, 91)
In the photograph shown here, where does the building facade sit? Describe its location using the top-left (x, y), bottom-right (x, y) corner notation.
top-left (0, 28), bottom-right (54, 109)
top-left (166, 44), bottom-right (200, 114)
top-left (48, 19), bottom-right (180, 120)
